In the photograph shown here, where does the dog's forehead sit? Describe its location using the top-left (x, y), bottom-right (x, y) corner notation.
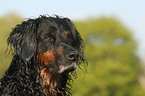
top-left (38, 18), bottom-right (73, 35)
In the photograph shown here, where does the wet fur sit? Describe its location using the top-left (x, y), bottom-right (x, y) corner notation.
top-left (0, 15), bottom-right (86, 96)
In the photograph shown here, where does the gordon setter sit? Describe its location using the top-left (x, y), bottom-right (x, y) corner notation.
top-left (0, 15), bottom-right (86, 96)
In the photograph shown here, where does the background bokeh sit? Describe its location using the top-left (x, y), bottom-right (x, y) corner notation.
top-left (0, 0), bottom-right (145, 96)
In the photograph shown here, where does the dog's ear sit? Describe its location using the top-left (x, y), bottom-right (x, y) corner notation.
top-left (7, 19), bottom-right (38, 62)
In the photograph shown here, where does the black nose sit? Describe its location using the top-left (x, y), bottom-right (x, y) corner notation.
top-left (67, 51), bottom-right (78, 61)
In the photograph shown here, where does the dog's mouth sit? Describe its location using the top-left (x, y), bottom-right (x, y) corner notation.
top-left (58, 62), bottom-right (78, 74)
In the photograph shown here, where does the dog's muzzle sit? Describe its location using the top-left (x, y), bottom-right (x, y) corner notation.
top-left (58, 62), bottom-right (78, 74)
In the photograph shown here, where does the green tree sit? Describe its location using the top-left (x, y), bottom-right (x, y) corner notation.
top-left (72, 17), bottom-right (145, 96)
top-left (0, 14), bottom-right (22, 78)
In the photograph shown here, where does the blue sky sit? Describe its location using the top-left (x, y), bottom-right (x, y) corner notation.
top-left (1, 0), bottom-right (145, 61)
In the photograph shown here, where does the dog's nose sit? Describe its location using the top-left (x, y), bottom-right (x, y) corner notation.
top-left (67, 51), bottom-right (78, 61)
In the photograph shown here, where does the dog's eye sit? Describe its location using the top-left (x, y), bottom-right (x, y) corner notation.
top-left (69, 37), bottom-right (73, 41)
top-left (46, 36), bottom-right (52, 41)
top-left (65, 32), bottom-right (73, 41)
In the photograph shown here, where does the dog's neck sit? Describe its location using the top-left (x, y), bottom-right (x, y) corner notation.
top-left (35, 50), bottom-right (71, 95)
top-left (38, 67), bottom-right (69, 96)
top-left (4, 55), bottom-right (69, 96)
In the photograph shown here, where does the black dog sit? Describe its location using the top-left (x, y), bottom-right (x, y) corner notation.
top-left (0, 15), bottom-right (86, 96)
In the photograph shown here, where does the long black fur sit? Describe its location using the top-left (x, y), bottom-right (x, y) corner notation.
top-left (0, 15), bottom-right (86, 96)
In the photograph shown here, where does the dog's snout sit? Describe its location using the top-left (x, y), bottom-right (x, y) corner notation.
top-left (67, 51), bottom-right (78, 61)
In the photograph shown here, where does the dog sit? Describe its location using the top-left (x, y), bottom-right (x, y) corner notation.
top-left (0, 15), bottom-right (86, 96)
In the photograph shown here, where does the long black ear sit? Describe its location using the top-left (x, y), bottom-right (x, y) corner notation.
top-left (7, 19), bottom-right (38, 62)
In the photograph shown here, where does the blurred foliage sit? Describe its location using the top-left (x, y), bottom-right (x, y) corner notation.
top-left (0, 14), bottom-right (144, 96)
top-left (0, 13), bottom-right (22, 77)
top-left (72, 17), bottom-right (145, 96)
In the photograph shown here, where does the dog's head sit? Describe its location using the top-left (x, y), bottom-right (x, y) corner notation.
top-left (8, 16), bottom-right (85, 74)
